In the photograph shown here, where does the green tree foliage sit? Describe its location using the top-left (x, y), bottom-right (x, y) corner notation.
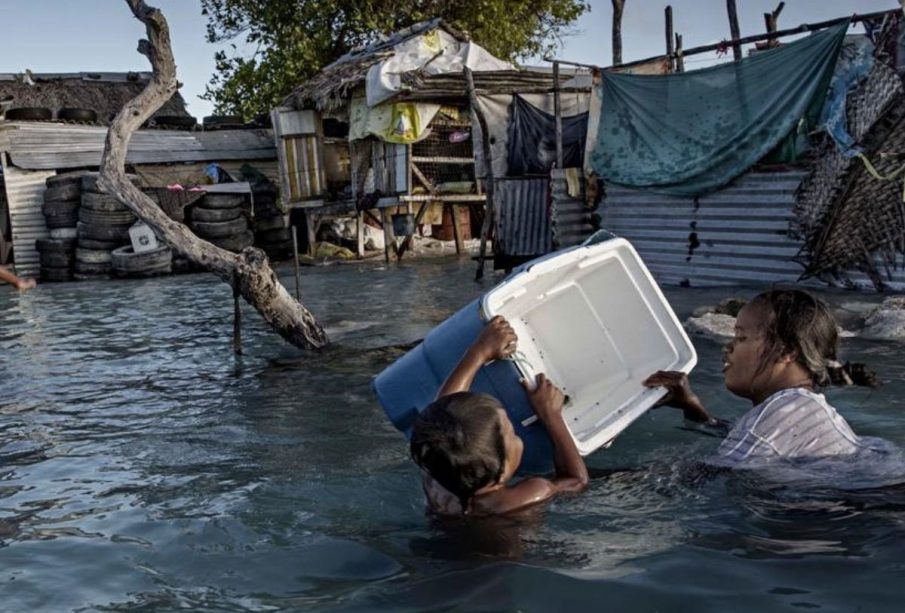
top-left (200, 0), bottom-right (590, 118)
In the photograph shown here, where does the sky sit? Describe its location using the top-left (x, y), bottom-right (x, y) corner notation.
top-left (0, 0), bottom-right (898, 118)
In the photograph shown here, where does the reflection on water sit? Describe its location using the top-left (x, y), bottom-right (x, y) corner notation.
top-left (2, 258), bottom-right (905, 611)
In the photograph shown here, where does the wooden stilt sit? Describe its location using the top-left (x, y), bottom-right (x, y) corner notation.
top-left (291, 225), bottom-right (301, 301)
top-left (381, 208), bottom-right (392, 263)
top-left (233, 271), bottom-right (242, 355)
top-left (450, 204), bottom-right (463, 255)
top-left (356, 210), bottom-right (365, 258)
top-left (466, 67), bottom-right (495, 280)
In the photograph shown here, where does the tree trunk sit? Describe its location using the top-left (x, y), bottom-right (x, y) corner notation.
top-left (611, 0), bottom-right (625, 66)
top-left (99, 0), bottom-right (327, 350)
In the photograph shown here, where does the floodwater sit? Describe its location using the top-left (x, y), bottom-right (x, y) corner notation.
top-left (2, 256), bottom-right (905, 612)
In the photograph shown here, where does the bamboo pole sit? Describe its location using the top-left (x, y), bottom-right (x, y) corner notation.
top-left (726, 0), bottom-right (742, 61)
top-left (675, 33), bottom-right (685, 72)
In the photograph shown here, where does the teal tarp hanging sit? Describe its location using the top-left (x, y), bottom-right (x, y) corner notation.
top-left (588, 22), bottom-right (849, 196)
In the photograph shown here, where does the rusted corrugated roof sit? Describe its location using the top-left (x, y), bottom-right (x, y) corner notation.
top-left (0, 122), bottom-right (276, 170)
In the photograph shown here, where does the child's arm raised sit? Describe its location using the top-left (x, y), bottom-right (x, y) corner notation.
top-left (436, 315), bottom-right (517, 398)
top-left (475, 374), bottom-right (589, 515)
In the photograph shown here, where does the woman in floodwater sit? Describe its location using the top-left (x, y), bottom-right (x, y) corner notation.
top-left (645, 289), bottom-right (878, 467)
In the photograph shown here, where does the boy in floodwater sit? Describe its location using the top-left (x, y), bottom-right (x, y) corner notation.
top-left (645, 289), bottom-right (874, 466)
top-left (410, 315), bottom-right (589, 516)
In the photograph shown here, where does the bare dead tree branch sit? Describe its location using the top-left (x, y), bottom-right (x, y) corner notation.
top-left (99, 0), bottom-right (328, 350)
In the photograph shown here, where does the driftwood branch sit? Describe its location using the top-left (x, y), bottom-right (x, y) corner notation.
top-left (99, 0), bottom-right (327, 350)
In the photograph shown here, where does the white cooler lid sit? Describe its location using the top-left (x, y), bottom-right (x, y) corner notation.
top-left (482, 238), bottom-right (696, 455)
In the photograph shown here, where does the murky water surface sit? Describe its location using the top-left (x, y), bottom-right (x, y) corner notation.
top-left (2, 257), bottom-right (905, 611)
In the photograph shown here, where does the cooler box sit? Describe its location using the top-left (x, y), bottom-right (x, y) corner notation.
top-left (373, 237), bottom-right (697, 473)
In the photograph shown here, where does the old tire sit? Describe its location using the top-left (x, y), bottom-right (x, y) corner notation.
top-left (74, 261), bottom-right (112, 275)
top-left (201, 194), bottom-right (246, 210)
top-left (43, 199), bottom-right (78, 216)
top-left (81, 192), bottom-right (130, 212)
top-left (77, 222), bottom-right (131, 242)
top-left (36, 238), bottom-right (76, 253)
top-left (193, 216), bottom-right (248, 238)
top-left (111, 245), bottom-right (172, 272)
top-left (191, 206), bottom-right (242, 223)
top-left (45, 183), bottom-right (81, 202)
top-left (46, 172), bottom-right (89, 189)
top-left (78, 208), bottom-right (136, 226)
top-left (209, 230), bottom-right (254, 252)
top-left (256, 227), bottom-right (291, 244)
top-left (254, 215), bottom-right (286, 232)
top-left (49, 228), bottom-right (78, 240)
top-left (41, 267), bottom-right (74, 282)
top-left (45, 212), bottom-right (79, 229)
top-left (77, 237), bottom-right (121, 250)
top-left (81, 173), bottom-right (141, 194)
top-left (152, 115), bottom-right (197, 129)
top-left (58, 108), bottom-right (97, 122)
top-left (5, 107), bottom-right (52, 121)
top-left (40, 251), bottom-right (73, 268)
top-left (75, 248), bottom-right (113, 264)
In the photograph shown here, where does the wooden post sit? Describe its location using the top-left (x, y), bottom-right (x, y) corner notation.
top-left (553, 61), bottom-right (563, 170)
top-left (764, 2), bottom-right (785, 48)
top-left (726, 0), bottom-right (742, 61)
top-left (381, 207), bottom-right (392, 263)
top-left (665, 6), bottom-right (675, 71)
top-left (450, 204), bottom-right (463, 255)
top-left (466, 67), bottom-right (496, 281)
top-left (675, 33), bottom-right (685, 73)
top-left (233, 271), bottom-right (242, 355)
top-left (611, 0), bottom-right (625, 66)
top-left (356, 210), bottom-right (364, 257)
top-left (291, 224), bottom-right (301, 301)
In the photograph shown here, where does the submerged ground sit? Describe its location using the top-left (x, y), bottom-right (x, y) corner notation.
top-left (2, 256), bottom-right (904, 611)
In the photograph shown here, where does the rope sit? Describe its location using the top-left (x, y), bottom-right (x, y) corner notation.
top-left (856, 152), bottom-right (905, 202)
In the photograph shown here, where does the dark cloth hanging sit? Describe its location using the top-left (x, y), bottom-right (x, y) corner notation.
top-left (506, 95), bottom-right (588, 176)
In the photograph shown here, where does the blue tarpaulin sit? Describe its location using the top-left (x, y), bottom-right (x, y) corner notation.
top-left (589, 22), bottom-right (849, 196)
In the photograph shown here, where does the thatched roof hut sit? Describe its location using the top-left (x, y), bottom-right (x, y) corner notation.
top-left (0, 72), bottom-right (190, 122)
top-left (283, 19), bottom-right (469, 112)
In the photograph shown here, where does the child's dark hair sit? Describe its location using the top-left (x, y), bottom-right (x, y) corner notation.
top-left (749, 289), bottom-right (878, 387)
top-left (410, 392), bottom-right (508, 510)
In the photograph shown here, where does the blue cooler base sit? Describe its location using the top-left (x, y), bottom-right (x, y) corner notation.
top-left (373, 299), bottom-right (554, 475)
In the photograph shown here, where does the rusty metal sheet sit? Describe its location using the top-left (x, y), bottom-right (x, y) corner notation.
top-left (493, 177), bottom-right (551, 257)
top-left (599, 171), bottom-right (812, 287)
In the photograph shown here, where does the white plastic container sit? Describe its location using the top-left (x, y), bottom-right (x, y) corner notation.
top-left (481, 237), bottom-right (696, 455)
top-left (129, 222), bottom-right (159, 254)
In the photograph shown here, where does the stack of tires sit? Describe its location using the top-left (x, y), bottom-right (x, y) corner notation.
top-left (74, 173), bottom-right (140, 280)
top-left (38, 172), bottom-right (88, 282)
top-left (189, 194), bottom-right (253, 252)
top-left (252, 188), bottom-right (294, 261)
top-left (42, 173), bottom-right (83, 238)
top-left (35, 238), bottom-right (76, 282)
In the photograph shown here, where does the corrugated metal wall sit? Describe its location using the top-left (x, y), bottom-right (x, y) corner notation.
top-left (550, 170), bottom-right (594, 249)
top-left (1, 163), bottom-right (54, 277)
top-left (599, 171), bottom-right (811, 287)
top-left (493, 177), bottom-right (551, 257)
